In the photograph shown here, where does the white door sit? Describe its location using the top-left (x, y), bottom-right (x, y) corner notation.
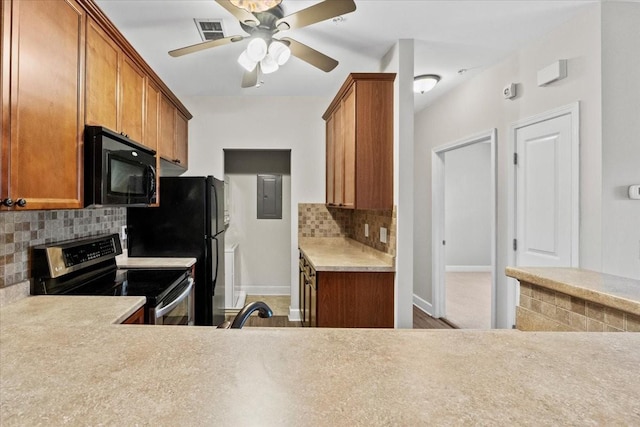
top-left (515, 112), bottom-right (577, 267)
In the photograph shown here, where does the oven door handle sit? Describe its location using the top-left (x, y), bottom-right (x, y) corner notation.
top-left (155, 278), bottom-right (194, 319)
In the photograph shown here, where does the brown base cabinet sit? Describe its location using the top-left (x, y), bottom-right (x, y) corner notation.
top-left (300, 252), bottom-right (394, 328)
top-left (121, 306), bottom-right (145, 324)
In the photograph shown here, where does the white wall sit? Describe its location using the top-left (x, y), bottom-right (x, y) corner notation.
top-left (182, 96), bottom-right (331, 315)
top-left (414, 4), bottom-right (603, 327)
top-left (381, 40), bottom-right (415, 328)
top-left (600, 1), bottom-right (640, 279)
top-left (225, 173), bottom-right (291, 294)
top-left (444, 142), bottom-right (492, 267)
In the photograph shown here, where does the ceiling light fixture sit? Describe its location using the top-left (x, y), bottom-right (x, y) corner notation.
top-left (237, 37), bottom-right (291, 75)
top-left (413, 74), bottom-right (441, 94)
top-left (230, 0), bottom-right (282, 13)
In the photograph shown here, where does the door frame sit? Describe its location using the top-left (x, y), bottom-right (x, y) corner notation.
top-left (432, 129), bottom-right (497, 328)
top-left (506, 102), bottom-right (580, 327)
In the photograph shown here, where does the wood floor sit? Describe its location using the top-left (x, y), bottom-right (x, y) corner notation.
top-left (236, 295), bottom-right (454, 329)
top-left (413, 306), bottom-right (455, 329)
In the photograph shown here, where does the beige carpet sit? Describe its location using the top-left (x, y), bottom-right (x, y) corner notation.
top-left (444, 272), bottom-right (492, 329)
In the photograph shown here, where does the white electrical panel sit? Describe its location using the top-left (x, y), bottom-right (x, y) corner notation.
top-left (629, 185), bottom-right (640, 200)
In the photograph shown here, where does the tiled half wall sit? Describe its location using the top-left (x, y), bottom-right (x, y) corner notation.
top-left (298, 203), bottom-right (396, 256)
top-left (0, 209), bottom-right (126, 288)
top-left (517, 281), bottom-right (640, 332)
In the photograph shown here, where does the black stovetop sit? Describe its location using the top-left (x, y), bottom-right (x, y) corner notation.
top-left (52, 267), bottom-right (190, 306)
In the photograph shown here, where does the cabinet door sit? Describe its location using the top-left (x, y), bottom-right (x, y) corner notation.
top-left (333, 102), bottom-right (344, 206)
top-left (119, 54), bottom-right (145, 143)
top-left (145, 80), bottom-right (160, 151)
top-left (299, 257), bottom-right (306, 326)
top-left (8, 0), bottom-right (85, 209)
top-left (159, 94), bottom-right (176, 161)
top-left (85, 17), bottom-right (118, 131)
top-left (325, 114), bottom-right (335, 205)
top-left (342, 86), bottom-right (356, 209)
top-left (309, 276), bottom-right (317, 327)
top-left (1, 0), bottom-right (10, 199)
top-left (175, 110), bottom-right (188, 168)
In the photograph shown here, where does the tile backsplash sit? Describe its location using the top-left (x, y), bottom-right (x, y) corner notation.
top-left (0, 208), bottom-right (126, 288)
top-left (298, 203), bottom-right (396, 256)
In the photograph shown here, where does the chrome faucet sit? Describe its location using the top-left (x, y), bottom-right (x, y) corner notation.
top-left (217, 301), bottom-right (273, 329)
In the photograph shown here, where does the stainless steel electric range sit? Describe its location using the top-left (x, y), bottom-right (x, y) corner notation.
top-left (31, 234), bottom-right (194, 325)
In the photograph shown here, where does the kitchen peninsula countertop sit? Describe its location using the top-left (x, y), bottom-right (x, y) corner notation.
top-left (299, 237), bottom-right (395, 272)
top-left (2, 297), bottom-right (640, 425)
top-left (506, 267), bottom-right (640, 315)
top-left (116, 249), bottom-right (197, 269)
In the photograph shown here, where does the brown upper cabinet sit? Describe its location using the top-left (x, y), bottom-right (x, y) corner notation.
top-left (323, 73), bottom-right (395, 210)
top-left (1, 0), bottom-right (191, 210)
top-left (159, 94), bottom-right (188, 170)
top-left (2, 0), bottom-right (86, 210)
top-left (85, 17), bottom-right (145, 147)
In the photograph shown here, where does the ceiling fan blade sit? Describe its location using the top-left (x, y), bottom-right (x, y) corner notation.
top-left (241, 64), bottom-right (259, 88)
top-left (215, 0), bottom-right (260, 27)
top-left (169, 35), bottom-right (245, 57)
top-left (276, 0), bottom-right (356, 31)
top-left (280, 37), bottom-right (338, 72)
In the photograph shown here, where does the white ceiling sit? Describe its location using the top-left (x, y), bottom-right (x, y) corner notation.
top-left (95, 0), bottom-right (596, 111)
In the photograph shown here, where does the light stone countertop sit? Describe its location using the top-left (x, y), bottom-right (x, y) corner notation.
top-left (2, 322), bottom-right (640, 423)
top-left (506, 267), bottom-right (640, 315)
top-left (0, 295), bottom-right (146, 327)
top-left (116, 249), bottom-right (197, 269)
top-left (1, 297), bottom-right (640, 425)
top-left (299, 237), bottom-right (395, 272)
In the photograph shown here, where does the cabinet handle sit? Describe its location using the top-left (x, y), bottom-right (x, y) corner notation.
top-left (2, 198), bottom-right (14, 207)
top-left (15, 198), bottom-right (27, 208)
top-left (174, 159), bottom-right (181, 164)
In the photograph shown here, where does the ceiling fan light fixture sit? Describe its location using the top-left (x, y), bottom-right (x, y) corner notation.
top-left (230, 0), bottom-right (282, 13)
top-left (246, 37), bottom-right (268, 62)
top-left (268, 40), bottom-right (291, 66)
top-left (413, 74), bottom-right (441, 94)
top-left (238, 50), bottom-right (257, 72)
top-left (260, 54), bottom-right (279, 74)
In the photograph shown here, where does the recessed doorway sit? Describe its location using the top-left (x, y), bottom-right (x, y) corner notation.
top-left (432, 130), bottom-right (497, 329)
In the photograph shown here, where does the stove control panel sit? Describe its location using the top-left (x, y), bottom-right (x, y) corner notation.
top-left (63, 239), bottom-right (118, 267)
top-left (32, 234), bottom-right (123, 279)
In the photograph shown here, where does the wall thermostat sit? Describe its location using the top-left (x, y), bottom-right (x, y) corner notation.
top-left (629, 185), bottom-right (640, 200)
top-left (503, 83), bottom-right (516, 99)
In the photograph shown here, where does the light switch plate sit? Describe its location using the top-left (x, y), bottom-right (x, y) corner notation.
top-left (380, 227), bottom-right (387, 244)
top-left (364, 223), bottom-right (369, 237)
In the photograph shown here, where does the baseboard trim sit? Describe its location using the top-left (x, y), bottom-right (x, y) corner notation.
top-left (241, 286), bottom-right (290, 296)
top-left (446, 265), bottom-right (492, 272)
top-left (288, 307), bottom-right (302, 322)
top-left (413, 294), bottom-right (433, 316)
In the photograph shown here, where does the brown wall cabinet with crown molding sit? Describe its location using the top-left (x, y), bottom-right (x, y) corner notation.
top-left (323, 73), bottom-right (395, 210)
top-left (1, 0), bottom-right (191, 210)
top-left (85, 17), bottom-right (146, 147)
top-left (159, 93), bottom-right (188, 170)
top-left (1, 0), bottom-right (86, 210)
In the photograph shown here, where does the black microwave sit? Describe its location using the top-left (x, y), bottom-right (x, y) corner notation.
top-left (84, 126), bottom-right (157, 207)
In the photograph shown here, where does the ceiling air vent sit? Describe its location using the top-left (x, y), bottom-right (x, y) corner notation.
top-left (194, 19), bottom-right (226, 41)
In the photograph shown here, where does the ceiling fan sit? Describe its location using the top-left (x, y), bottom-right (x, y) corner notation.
top-left (168, 0), bottom-right (357, 88)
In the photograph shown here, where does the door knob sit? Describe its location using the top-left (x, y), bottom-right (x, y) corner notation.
top-left (16, 198), bottom-right (27, 207)
top-left (2, 198), bottom-right (14, 207)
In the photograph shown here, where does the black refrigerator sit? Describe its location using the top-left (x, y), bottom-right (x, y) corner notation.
top-left (127, 176), bottom-right (225, 326)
